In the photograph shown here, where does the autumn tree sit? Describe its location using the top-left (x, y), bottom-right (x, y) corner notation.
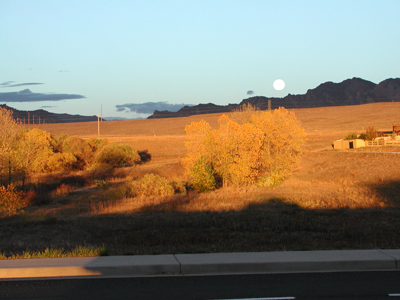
top-left (229, 102), bottom-right (261, 124)
top-left (252, 107), bottom-right (305, 186)
top-left (183, 105), bottom-right (305, 190)
top-left (0, 108), bottom-right (20, 185)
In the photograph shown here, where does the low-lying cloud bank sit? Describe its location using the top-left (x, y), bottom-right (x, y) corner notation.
top-left (0, 89), bottom-right (85, 102)
top-left (0, 81), bottom-right (44, 88)
top-left (116, 101), bottom-right (192, 114)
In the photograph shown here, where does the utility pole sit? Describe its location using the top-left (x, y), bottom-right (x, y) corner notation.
top-left (97, 114), bottom-right (100, 138)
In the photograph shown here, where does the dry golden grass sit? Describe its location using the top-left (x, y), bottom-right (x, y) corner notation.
top-left (2, 102), bottom-right (400, 256)
top-left (24, 102), bottom-right (400, 212)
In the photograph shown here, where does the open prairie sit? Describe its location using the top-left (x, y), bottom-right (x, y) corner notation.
top-left (2, 102), bottom-right (400, 257)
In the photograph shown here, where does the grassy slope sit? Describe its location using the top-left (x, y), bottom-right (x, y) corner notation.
top-left (2, 102), bottom-right (400, 257)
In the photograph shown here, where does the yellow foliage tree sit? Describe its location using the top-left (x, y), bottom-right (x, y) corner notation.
top-left (183, 105), bottom-right (305, 189)
top-left (15, 128), bottom-right (55, 173)
top-left (0, 108), bottom-right (21, 185)
top-left (252, 107), bottom-right (306, 186)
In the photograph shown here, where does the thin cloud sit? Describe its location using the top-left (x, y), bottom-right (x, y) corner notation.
top-left (116, 102), bottom-right (192, 114)
top-left (0, 81), bottom-right (44, 88)
top-left (0, 89), bottom-right (85, 102)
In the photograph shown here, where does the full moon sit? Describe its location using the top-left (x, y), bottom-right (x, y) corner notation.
top-left (273, 79), bottom-right (285, 91)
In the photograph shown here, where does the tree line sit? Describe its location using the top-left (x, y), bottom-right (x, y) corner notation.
top-left (0, 107), bottom-right (140, 187)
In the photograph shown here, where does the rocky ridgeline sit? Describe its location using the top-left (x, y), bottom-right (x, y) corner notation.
top-left (148, 77), bottom-right (400, 119)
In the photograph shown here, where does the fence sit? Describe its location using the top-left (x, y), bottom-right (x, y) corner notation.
top-left (365, 139), bottom-right (400, 146)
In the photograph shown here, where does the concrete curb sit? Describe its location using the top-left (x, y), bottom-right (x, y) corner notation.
top-left (0, 250), bottom-right (399, 279)
top-left (175, 250), bottom-right (399, 275)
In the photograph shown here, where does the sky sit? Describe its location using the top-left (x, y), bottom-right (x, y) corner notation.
top-left (1, 1), bottom-right (399, 119)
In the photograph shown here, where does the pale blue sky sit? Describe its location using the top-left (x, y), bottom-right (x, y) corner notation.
top-left (1, 0), bottom-right (399, 119)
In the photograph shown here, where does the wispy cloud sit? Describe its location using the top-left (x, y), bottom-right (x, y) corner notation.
top-left (116, 102), bottom-right (191, 114)
top-left (0, 89), bottom-right (85, 102)
top-left (0, 81), bottom-right (44, 88)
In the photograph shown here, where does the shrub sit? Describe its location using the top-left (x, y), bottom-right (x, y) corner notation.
top-left (94, 143), bottom-right (140, 168)
top-left (358, 133), bottom-right (367, 140)
top-left (46, 152), bottom-right (77, 172)
top-left (61, 136), bottom-right (94, 169)
top-left (188, 158), bottom-right (216, 192)
top-left (52, 184), bottom-right (74, 196)
top-left (345, 132), bottom-right (358, 140)
top-left (25, 190), bottom-right (52, 206)
top-left (0, 185), bottom-right (24, 217)
top-left (256, 172), bottom-right (284, 187)
top-left (170, 180), bottom-right (187, 195)
top-left (365, 126), bottom-right (377, 141)
top-left (127, 174), bottom-right (175, 197)
top-left (105, 186), bottom-right (128, 201)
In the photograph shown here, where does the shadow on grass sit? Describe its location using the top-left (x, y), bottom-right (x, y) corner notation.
top-left (138, 150), bottom-right (152, 164)
top-left (1, 181), bottom-right (400, 257)
top-left (369, 180), bottom-right (400, 206)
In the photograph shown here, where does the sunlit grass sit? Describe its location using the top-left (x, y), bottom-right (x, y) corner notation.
top-left (0, 245), bottom-right (108, 259)
top-left (3, 103), bottom-right (400, 257)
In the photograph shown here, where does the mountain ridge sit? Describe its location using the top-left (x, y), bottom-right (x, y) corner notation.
top-left (148, 77), bottom-right (400, 119)
top-left (0, 104), bottom-right (99, 124)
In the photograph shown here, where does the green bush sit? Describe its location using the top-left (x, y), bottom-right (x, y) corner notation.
top-left (127, 174), bottom-right (175, 197)
top-left (345, 132), bottom-right (358, 140)
top-left (105, 186), bottom-right (128, 201)
top-left (189, 158), bottom-right (216, 192)
top-left (358, 133), bottom-right (367, 140)
top-left (94, 143), bottom-right (140, 168)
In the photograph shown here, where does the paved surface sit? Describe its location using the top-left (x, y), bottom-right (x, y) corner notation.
top-left (0, 249), bottom-right (399, 279)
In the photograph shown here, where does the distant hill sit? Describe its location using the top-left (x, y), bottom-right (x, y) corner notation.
top-left (0, 104), bottom-right (99, 124)
top-left (148, 77), bottom-right (400, 119)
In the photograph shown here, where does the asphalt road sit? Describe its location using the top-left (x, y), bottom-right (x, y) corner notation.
top-left (1, 271), bottom-right (400, 300)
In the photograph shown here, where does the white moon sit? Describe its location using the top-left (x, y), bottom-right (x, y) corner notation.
top-left (273, 79), bottom-right (285, 91)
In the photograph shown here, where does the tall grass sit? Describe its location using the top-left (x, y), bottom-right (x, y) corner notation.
top-left (0, 245), bottom-right (108, 259)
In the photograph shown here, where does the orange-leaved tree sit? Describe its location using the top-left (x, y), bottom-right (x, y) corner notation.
top-left (0, 107), bottom-right (21, 185)
top-left (252, 107), bottom-right (306, 186)
top-left (183, 105), bottom-right (305, 190)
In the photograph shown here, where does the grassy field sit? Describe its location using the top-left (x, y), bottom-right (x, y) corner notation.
top-left (1, 102), bottom-right (400, 258)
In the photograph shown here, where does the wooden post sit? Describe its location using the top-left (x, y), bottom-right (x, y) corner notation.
top-left (28, 112), bottom-right (30, 125)
top-left (268, 99), bottom-right (271, 111)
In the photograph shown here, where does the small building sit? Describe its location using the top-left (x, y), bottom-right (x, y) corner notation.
top-left (333, 139), bottom-right (366, 150)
